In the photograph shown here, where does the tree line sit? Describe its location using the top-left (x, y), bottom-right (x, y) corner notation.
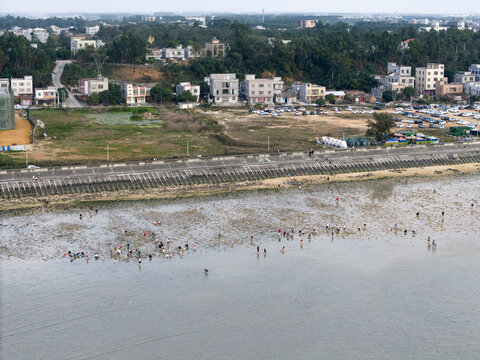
top-left (2, 19), bottom-right (480, 93)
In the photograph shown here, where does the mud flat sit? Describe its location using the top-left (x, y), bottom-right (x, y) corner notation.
top-left (1, 173), bottom-right (479, 360)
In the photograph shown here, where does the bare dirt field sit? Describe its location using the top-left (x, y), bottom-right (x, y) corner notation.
top-left (106, 64), bottom-right (165, 83)
top-left (0, 113), bottom-right (33, 147)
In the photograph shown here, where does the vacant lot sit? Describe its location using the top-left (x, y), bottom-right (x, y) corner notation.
top-left (0, 105), bottom-right (457, 169)
top-left (0, 114), bottom-right (33, 147)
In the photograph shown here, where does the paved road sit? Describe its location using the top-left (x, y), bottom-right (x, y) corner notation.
top-left (1, 142), bottom-right (480, 183)
top-left (52, 60), bottom-right (85, 108)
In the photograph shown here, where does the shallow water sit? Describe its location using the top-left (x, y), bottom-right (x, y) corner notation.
top-left (1, 175), bottom-right (479, 359)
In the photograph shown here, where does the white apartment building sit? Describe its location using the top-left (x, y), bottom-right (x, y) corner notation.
top-left (123, 83), bottom-right (147, 105)
top-left (454, 72), bottom-right (477, 84)
top-left (463, 82), bottom-right (480, 97)
top-left (11, 26), bottom-right (32, 41)
top-left (32, 28), bottom-right (49, 43)
top-left (50, 25), bottom-right (61, 35)
top-left (146, 49), bottom-right (163, 61)
top-left (35, 86), bottom-right (57, 106)
top-left (387, 62), bottom-right (412, 77)
top-left (184, 46), bottom-right (199, 59)
top-left (469, 64), bottom-right (480, 80)
top-left (299, 83), bottom-right (326, 103)
top-left (162, 46), bottom-right (185, 60)
top-left (383, 62), bottom-right (415, 91)
top-left (415, 63), bottom-right (444, 95)
top-left (176, 82), bottom-right (200, 102)
top-left (205, 74), bottom-right (239, 105)
top-left (78, 77), bottom-right (109, 96)
top-left (242, 74), bottom-right (283, 105)
top-left (71, 38), bottom-right (105, 54)
top-left (300, 20), bottom-right (316, 29)
top-left (85, 25), bottom-right (100, 35)
top-left (11, 76), bottom-right (33, 97)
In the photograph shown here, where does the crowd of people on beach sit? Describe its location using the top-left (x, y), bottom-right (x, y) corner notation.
top-left (62, 197), bottom-right (476, 267)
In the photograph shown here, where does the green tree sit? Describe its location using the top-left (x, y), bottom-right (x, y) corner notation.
top-left (57, 87), bottom-right (69, 105)
top-left (315, 97), bottom-right (326, 106)
top-left (99, 84), bottom-right (124, 105)
top-left (382, 90), bottom-right (394, 102)
top-left (150, 84), bottom-right (173, 103)
top-left (325, 94), bottom-right (336, 104)
top-left (366, 113), bottom-right (396, 142)
top-left (403, 87), bottom-right (416, 101)
top-left (176, 90), bottom-right (197, 103)
top-left (87, 93), bottom-right (100, 105)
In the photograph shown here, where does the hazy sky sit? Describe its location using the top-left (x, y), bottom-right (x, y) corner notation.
top-left (0, 0), bottom-right (477, 15)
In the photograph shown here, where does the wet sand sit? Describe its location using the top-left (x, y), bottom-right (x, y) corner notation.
top-left (1, 174), bottom-right (479, 359)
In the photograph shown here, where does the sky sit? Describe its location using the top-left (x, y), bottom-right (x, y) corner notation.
top-left (0, 0), bottom-right (478, 16)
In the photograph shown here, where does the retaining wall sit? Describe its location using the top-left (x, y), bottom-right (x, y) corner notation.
top-left (1, 143), bottom-right (480, 200)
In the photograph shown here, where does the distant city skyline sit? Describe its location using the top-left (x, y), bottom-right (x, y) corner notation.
top-left (1, 0), bottom-right (478, 16)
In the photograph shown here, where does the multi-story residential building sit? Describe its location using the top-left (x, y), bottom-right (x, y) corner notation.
top-left (11, 26), bottom-right (32, 41)
top-left (469, 64), bottom-right (480, 80)
top-left (35, 87), bottom-right (57, 106)
top-left (176, 82), bottom-right (201, 102)
top-left (71, 38), bottom-right (105, 54)
top-left (204, 38), bottom-right (225, 57)
top-left (78, 77), bottom-right (109, 96)
top-left (162, 46), bottom-right (185, 60)
top-left (184, 46), bottom-right (199, 59)
top-left (415, 63), bottom-right (444, 95)
top-left (10, 75), bottom-right (34, 106)
top-left (123, 83), bottom-right (147, 105)
top-left (32, 28), bottom-right (49, 43)
top-left (146, 49), bottom-right (163, 61)
top-left (464, 82), bottom-right (480, 97)
top-left (371, 63), bottom-right (414, 98)
top-left (85, 25), bottom-right (100, 35)
top-left (50, 25), bottom-right (62, 35)
top-left (435, 79), bottom-right (463, 97)
top-left (454, 72), bottom-right (477, 84)
top-left (300, 20), bottom-right (316, 29)
top-left (387, 62), bottom-right (412, 78)
top-left (299, 83), bottom-right (326, 103)
top-left (275, 91), bottom-right (297, 104)
top-left (204, 74), bottom-right (239, 105)
top-left (241, 74), bottom-right (283, 105)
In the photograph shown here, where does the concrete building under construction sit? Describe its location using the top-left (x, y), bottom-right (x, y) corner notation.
top-left (0, 88), bottom-right (15, 130)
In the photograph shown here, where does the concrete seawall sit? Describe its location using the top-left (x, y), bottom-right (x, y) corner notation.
top-left (1, 142), bottom-right (480, 200)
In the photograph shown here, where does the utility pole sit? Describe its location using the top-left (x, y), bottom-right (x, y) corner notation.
top-left (25, 145), bottom-right (28, 167)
